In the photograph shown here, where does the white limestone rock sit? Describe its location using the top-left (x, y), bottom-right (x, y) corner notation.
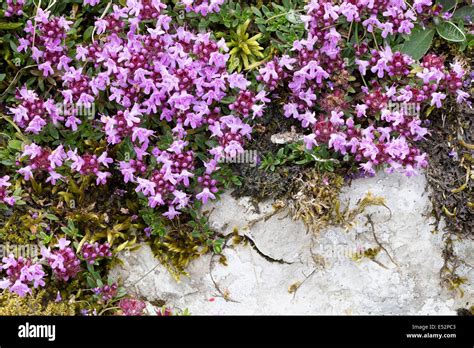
top-left (110, 171), bottom-right (472, 314)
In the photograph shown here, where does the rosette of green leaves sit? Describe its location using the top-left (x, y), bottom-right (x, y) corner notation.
top-left (226, 18), bottom-right (265, 72)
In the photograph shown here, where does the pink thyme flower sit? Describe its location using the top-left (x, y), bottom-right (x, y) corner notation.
top-left (119, 298), bottom-right (146, 316)
top-left (42, 238), bottom-right (81, 282)
top-left (0, 254), bottom-right (45, 297)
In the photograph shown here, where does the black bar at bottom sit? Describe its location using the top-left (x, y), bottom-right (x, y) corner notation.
top-left (0, 316), bottom-right (471, 346)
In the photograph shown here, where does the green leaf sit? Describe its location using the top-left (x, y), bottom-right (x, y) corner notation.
top-left (49, 126), bottom-right (59, 140)
top-left (9, 40), bottom-right (17, 52)
top-left (231, 175), bottom-right (242, 186)
top-left (86, 262), bottom-right (95, 274)
top-left (437, 0), bottom-right (457, 11)
top-left (286, 10), bottom-right (302, 24)
top-left (221, 95), bottom-right (236, 104)
top-left (86, 276), bottom-right (95, 288)
top-left (436, 21), bottom-right (466, 42)
top-left (235, 2), bottom-right (241, 15)
top-left (8, 139), bottom-right (23, 151)
top-left (391, 44), bottom-right (403, 52)
top-left (38, 78), bottom-right (45, 92)
top-left (46, 214), bottom-right (59, 221)
top-left (213, 243), bottom-right (222, 254)
top-left (83, 26), bottom-right (94, 42)
top-left (261, 5), bottom-right (271, 17)
top-left (295, 158), bottom-right (310, 165)
top-left (251, 7), bottom-right (262, 17)
top-left (273, 4), bottom-right (286, 12)
top-left (453, 6), bottom-right (474, 21)
top-left (0, 22), bottom-right (23, 30)
top-left (401, 27), bottom-right (435, 60)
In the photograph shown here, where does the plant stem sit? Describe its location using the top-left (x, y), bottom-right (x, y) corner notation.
top-left (98, 306), bottom-right (121, 316)
top-left (265, 9), bottom-right (304, 23)
top-left (347, 20), bottom-right (354, 41)
top-left (0, 65), bottom-right (37, 99)
top-left (371, 31), bottom-right (380, 50)
top-left (0, 113), bottom-right (28, 142)
top-left (92, 1), bottom-right (112, 43)
top-left (32, 0), bottom-right (42, 49)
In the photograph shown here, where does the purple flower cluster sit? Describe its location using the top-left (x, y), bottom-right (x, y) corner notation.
top-left (41, 238), bottom-right (81, 282)
top-left (0, 176), bottom-right (16, 206)
top-left (61, 67), bottom-right (95, 108)
top-left (306, 0), bottom-right (443, 39)
top-left (68, 150), bottom-right (113, 185)
top-left (119, 298), bottom-right (146, 316)
top-left (0, 254), bottom-right (45, 297)
top-left (156, 307), bottom-right (173, 316)
top-left (17, 8), bottom-right (72, 77)
top-left (256, 56), bottom-right (294, 91)
top-left (10, 2), bottom-right (266, 218)
top-left (4, 0), bottom-right (25, 17)
top-left (17, 143), bottom-right (113, 186)
top-left (81, 242), bottom-right (112, 264)
top-left (93, 283), bottom-right (118, 302)
top-left (9, 87), bottom-right (61, 134)
top-left (180, 0), bottom-right (225, 16)
top-left (130, 0), bottom-right (167, 20)
top-left (84, 0), bottom-right (101, 6)
top-left (258, 1), bottom-right (468, 177)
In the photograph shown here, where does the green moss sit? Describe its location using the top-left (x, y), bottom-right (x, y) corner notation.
top-left (351, 247), bottom-right (381, 262)
top-left (0, 290), bottom-right (79, 316)
top-left (150, 215), bottom-right (218, 279)
top-left (286, 169), bottom-right (345, 233)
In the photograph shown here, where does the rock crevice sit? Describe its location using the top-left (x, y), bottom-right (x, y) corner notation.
top-left (110, 171), bottom-right (473, 315)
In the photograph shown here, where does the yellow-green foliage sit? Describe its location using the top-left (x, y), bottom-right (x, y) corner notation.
top-left (333, 191), bottom-right (389, 230)
top-left (0, 168), bottom-right (142, 251)
top-left (150, 215), bottom-right (218, 280)
top-left (287, 170), bottom-right (345, 233)
top-left (0, 290), bottom-right (78, 315)
top-left (286, 169), bottom-right (389, 233)
top-left (351, 247), bottom-right (381, 262)
top-left (152, 226), bottom-right (209, 280)
top-left (227, 19), bottom-right (265, 71)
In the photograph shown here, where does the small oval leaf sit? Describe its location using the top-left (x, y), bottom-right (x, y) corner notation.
top-left (0, 22), bottom-right (23, 30)
top-left (436, 21), bottom-right (466, 42)
top-left (401, 27), bottom-right (435, 61)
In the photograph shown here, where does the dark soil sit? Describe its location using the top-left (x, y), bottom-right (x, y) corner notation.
top-left (229, 101), bottom-right (306, 202)
top-left (421, 104), bottom-right (474, 237)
